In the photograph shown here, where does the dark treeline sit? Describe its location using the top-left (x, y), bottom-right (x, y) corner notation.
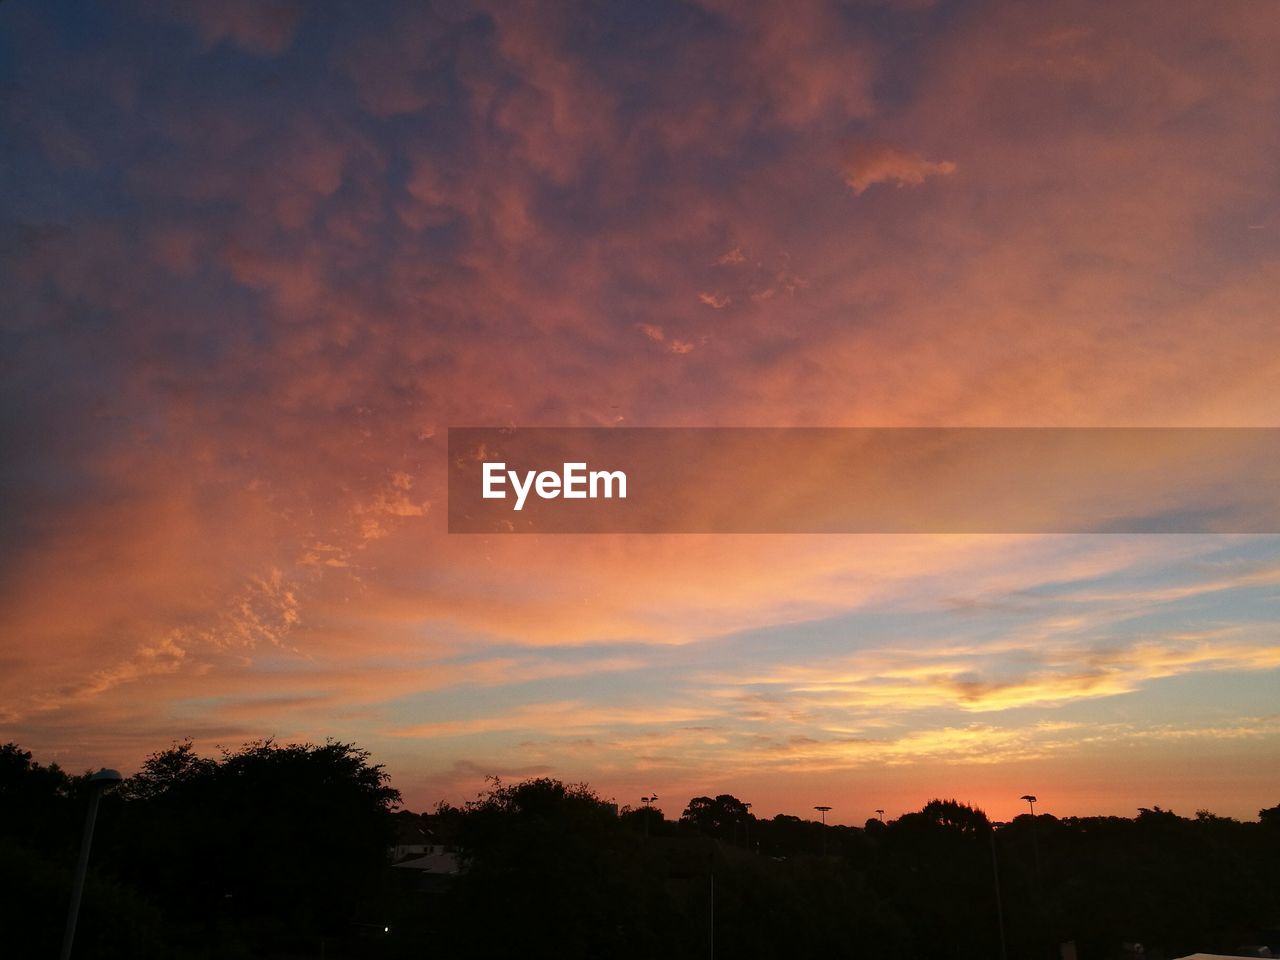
top-left (2, 741), bottom-right (1278, 959)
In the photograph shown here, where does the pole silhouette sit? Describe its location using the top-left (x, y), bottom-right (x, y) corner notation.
top-left (814, 805), bottom-right (832, 856)
top-left (61, 769), bottom-right (121, 960)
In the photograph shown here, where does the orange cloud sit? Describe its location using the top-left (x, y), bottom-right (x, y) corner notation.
top-left (843, 143), bottom-right (957, 195)
top-left (719, 629), bottom-right (1280, 714)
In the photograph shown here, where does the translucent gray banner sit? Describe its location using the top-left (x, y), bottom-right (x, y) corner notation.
top-left (447, 428), bottom-right (1280, 533)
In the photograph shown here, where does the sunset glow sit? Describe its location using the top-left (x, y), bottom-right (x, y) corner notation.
top-left (3, 0), bottom-right (1279, 825)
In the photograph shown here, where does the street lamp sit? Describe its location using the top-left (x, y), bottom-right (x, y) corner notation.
top-left (1019, 794), bottom-right (1043, 903)
top-left (875, 809), bottom-right (885, 822)
top-left (641, 795), bottom-right (659, 839)
top-left (814, 805), bottom-right (832, 856)
top-left (61, 768), bottom-right (122, 960)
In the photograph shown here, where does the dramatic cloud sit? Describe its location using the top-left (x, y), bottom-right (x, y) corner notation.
top-left (2, 0), bottom-right (1278, 820)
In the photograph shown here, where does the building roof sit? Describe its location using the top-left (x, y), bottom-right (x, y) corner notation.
top-left (391, 851), bottom-right (460, 876)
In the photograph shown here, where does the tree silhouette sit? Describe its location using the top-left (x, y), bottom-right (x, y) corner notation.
top-left (440, 777), bottom-right (691, 959)
top-left (5, 742), bottom-right (1279, 959)
top-left (680, 794), bottom-right (753, 840)
top-left (109, 739), bottom-right (400, 955)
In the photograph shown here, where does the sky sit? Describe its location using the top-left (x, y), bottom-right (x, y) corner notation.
top-left (2, 0), bottom-right (1278, 824)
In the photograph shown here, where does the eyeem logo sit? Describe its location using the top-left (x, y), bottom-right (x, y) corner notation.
top-left (451, 427), bottom-right (1280, 534)
top-left (482, 462), bottom-right (628, 511)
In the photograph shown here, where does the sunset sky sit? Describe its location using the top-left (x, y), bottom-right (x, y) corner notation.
top-left (2, 0), bottom-right (1278, 823)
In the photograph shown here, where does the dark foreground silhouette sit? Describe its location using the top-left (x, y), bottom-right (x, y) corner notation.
top-left (2, 741), bottom-right (1277, 959)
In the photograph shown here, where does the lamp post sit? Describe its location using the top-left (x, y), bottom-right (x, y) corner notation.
top-left (61, 768), bottom-right (122, 960)
top-left (1020, 794), bottom-right (1042, 879)
top-left (875, 809), bottom-right (885, 822)
top-left (814, 805), bottom-right (832, 856)
top-left (641, 795), bottom-right (658, 839)
top-left (1020, 793), bottom-right (1045, 956)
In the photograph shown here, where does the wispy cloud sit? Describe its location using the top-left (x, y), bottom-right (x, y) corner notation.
top-left (717, 629), bottom-right (1280, 714)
